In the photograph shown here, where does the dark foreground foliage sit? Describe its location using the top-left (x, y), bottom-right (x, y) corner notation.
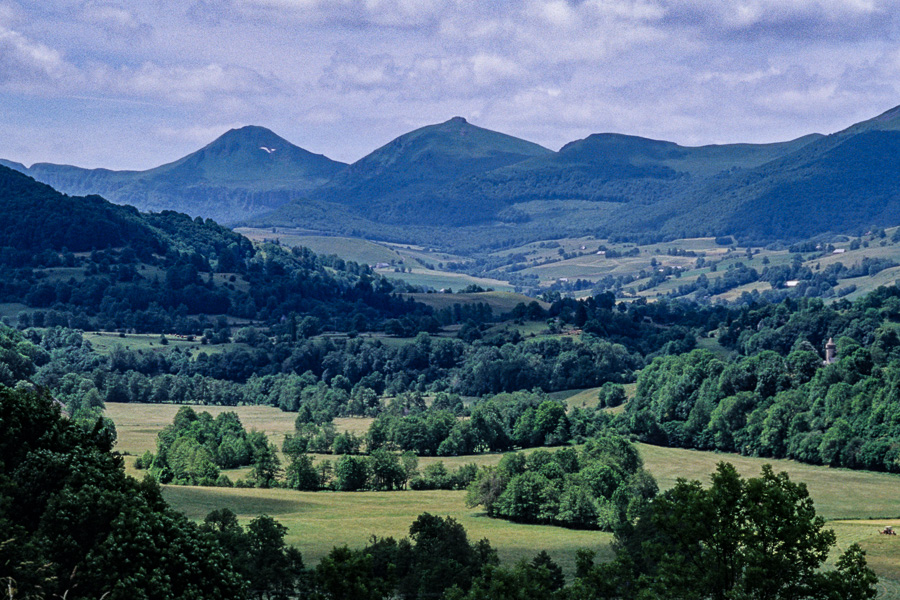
top-left (0, 386), bottom-right (245, 599)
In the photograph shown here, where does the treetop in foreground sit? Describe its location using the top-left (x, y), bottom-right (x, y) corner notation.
top-left (587, 462), bottom-right (878, 600)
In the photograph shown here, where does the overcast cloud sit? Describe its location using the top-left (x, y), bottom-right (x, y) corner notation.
top-left (1, 0), bottom-right (898, 169)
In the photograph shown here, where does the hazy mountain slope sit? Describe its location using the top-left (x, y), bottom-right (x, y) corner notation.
top-left (656, 106), bottom-right (900, 243)
top-left (9, 105), bottom-right (900, 249)
top-left (0, 159), bottom-right (27, 173)
top-left (302, 117), bottom-right (553, 225)
top-left (141, 126), bottom-right (343, 189)
top-left (9, 127), bottom-right (346, 224)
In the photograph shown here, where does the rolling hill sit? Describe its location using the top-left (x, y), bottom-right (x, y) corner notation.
top-left (0, 165), bottom-right (432, 334)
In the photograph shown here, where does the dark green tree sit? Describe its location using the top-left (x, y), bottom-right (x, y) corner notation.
top-left (613, 463), bottom-right (877, 600)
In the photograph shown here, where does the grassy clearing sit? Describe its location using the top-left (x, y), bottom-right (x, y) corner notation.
top-left (385, 269), bottom-right (514, 292)
top-left (234, 230), bottom-right (405, 266)
top-left (107, 403), bottom-right (900, 521)
top-left (695, 335), bottom-right (735, 360)
top-left (0, 302), bottom-right (31, 320)
top-left (83, 332), bottom-right (242, 356)
top-left (549, 387), bottom-right (601, 410)
top-left (161, 486), bottom-right (613, 574)
top-left (106, 402), bottom-right (299, 457)
top-left (637, 444), bottom-right (900, 521)
top-left (404, 291), bottom-right (544, 314)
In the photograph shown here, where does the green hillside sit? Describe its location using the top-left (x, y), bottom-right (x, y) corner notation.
top-left (0, 166), bottom-right (432, 335)
top-left (258, 105), bottom-right (900, 251)
top-left (9, 106), bottom-right (900, 250)
top-left (303, 116), bottom-right (553, 226)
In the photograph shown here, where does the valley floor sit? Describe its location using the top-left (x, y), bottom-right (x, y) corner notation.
top-left (107, 402), bottom-right (900, 593)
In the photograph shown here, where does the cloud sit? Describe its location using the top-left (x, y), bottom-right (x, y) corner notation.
top-left (321, 52), bottom-right (401, 91)
top-left (232, 0), bottom-right (452, 27)
top-left (80, 2), bottom-right (152, 40)
top-left (0, 25), bottom-right (77, 90)
top-left (156, 123), bottom-right (248, 145)
top-left (2, 0), bottom-right (900, 170)
top-left (658, 0), bottom-right (896, 41)
top-left (93, 62), bottom-right (280, 104)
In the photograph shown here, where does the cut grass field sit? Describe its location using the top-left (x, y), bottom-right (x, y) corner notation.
top-left (234, 230), bottom-right (406, 266)
top-left (384, 268), bottom-right (515, 293)
top-left (106, 402), bottom-right (299, 460)
top-left (403, 291), bottom-right (546, 315)
top-left (106, 402), bottom-right (900, 589)
top-left (161, 486), bottom-right (614, 574)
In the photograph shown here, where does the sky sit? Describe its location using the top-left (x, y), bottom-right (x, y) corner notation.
top-left (1, 0), bottom-right (899, 170)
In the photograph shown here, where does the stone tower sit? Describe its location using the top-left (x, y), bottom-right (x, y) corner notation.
top-left (824, 338), bottom-right (836, 365)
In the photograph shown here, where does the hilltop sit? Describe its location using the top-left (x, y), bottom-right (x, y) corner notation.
top-left (0, 165), bottom-right (430, 334)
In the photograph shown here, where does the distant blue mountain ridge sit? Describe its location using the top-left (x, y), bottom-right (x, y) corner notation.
top-left (7, 107), bottom-right (900, 248)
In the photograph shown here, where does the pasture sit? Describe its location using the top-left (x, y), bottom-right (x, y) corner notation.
top-left (403, 291), bottom-right (544, 315)
top-left (231, 225), bottom-right (900, 304)
top-left (106, 402), bottom-right (900, 590)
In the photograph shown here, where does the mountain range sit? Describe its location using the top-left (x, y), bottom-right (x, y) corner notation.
top-left (7, 106), bottom-right (900, 248)
top-left (1, 126), bottom-right (345, 224)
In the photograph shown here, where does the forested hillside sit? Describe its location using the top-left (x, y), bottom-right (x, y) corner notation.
top-left (622, 287), bottom-right (900, 472)
top-left (0, 165), bottom-right (431, 334)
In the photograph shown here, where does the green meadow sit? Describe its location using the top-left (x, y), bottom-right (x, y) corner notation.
top-left (106, 402), bottom-right (900, 589)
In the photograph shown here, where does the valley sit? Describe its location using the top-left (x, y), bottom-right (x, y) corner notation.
top-left (104, 402), bottom-right (900, 585)
top-left (235, 225), bottom-right (900, 304)
top-left (7, 106), bottom-right (900, 599)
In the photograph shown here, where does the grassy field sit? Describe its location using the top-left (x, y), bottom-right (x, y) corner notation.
top-left (161, 486), bottom-right (614, 573)
top-left (385, 268), bottom-right (514, 293)
top-left (106, 402), bottom-right (900, 589)
top-left (106, 402), bottom-right (299, 458)
top-left (107, 403), bottom-right (900, 520)
top-left (234, 230), bottom-right (406, 266)
top-left (404, 291), bottom-right (546, 315)
top-left (83, 332), bottom-right (255, 359)
top-left (241, 225), bottom-right (900, 304)
top-left (233, 228), bottom-right (512, 292)
top-left (0, 302), bottom-right (31, 321)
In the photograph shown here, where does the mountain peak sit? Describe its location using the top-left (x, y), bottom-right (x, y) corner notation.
top-left (447, 116), bottom-right (468, 125)
top-left (209, 125), bottom-right (290, 150)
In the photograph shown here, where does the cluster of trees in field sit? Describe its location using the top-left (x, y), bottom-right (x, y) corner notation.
top-left (465, 437), bottom-right (656, 530)
top-left (365, 391), bottom-right (612, 457)
top-left (281, 447), bottom-right (480, 493)
top-left (142, 406), bottom-right (278, 486)
top-left (25, 329), bottom-right (640, 411)
top-left (21, 292), bottom-right (709, 415)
